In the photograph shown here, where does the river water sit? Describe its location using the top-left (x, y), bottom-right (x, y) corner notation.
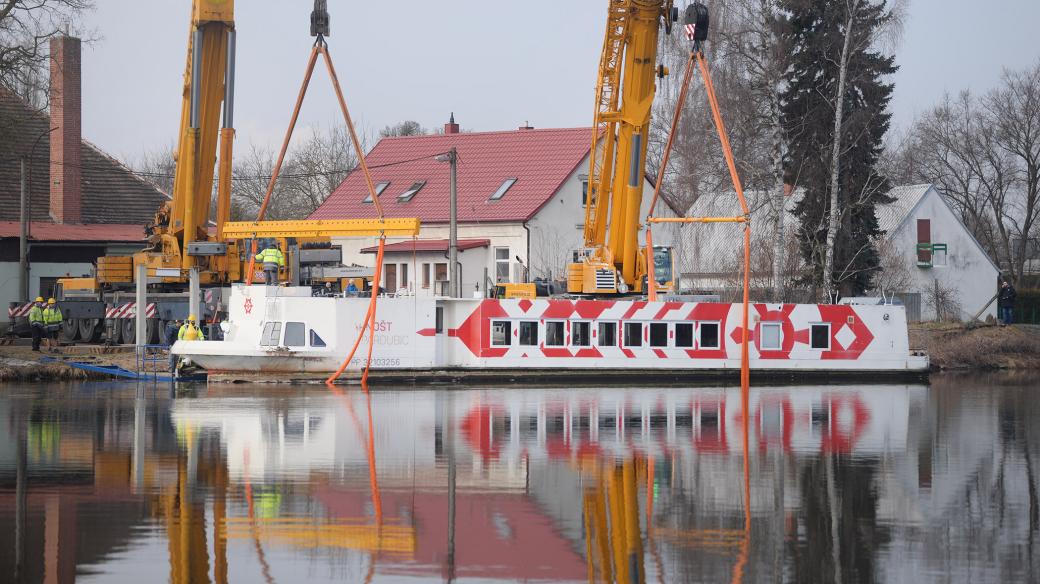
top-left (0, 373), bottom-right (1036, 583)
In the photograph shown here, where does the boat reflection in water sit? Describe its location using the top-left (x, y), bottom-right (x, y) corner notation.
top-left (1, 378), bottom-right (1038, 582)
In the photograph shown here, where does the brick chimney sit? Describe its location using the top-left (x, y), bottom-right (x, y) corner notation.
top-left (49, 36), bottom-right (82, 224)
top-left (444, 112), bottom-right (460, 134)
top-left (519, 121), bottom-right (534, 130)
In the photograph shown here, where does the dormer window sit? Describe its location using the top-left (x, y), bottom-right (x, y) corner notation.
top-left (489, 178), bottom-right (518, 201)
top-left (397, 181), bottom-right (427, 202)
top-left (363, 181), bottom-right (390, 203)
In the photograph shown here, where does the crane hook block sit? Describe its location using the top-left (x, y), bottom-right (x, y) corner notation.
top-left (311, 0), bottom-right (330, 37)
top-left (683, 3), bottom-right (710, 43)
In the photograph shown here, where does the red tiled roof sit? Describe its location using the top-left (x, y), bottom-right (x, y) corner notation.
top-left (360, 238), bottom-right (490, 254)
top-left (309, 127), bottom-right (593, 224)
top-left (0, 221), bottom-right (145, 242)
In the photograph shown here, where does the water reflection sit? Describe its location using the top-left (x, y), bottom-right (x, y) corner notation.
top-left (0, 375), bottom-right (1037, 583)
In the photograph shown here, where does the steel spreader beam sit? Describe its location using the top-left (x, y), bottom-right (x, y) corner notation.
top-left (222, 218), bottom-right (420, 238)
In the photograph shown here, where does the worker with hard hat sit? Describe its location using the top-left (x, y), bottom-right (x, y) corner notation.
top-left (255, 241), bottom-right (285, 286)
top-left (43, 298), bottom-right (63, 352)
top-left (178, 315), bottom-right (205, 341)
top-left (28, 296), bottom-right (46, 352)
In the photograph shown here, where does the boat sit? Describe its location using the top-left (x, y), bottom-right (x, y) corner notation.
top-left (171, 284), bottom-right (928, 382)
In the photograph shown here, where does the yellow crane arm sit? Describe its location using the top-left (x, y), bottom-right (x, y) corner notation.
top-left (222, 218), bottom-right (421, 239)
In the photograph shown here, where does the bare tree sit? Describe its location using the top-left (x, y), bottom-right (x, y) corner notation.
top-left (131, 142), bottom-right (176, 196)
top-left (380, 120), bottom-right (426, 138)
top-left (0, 0), bottom-right (94, 108)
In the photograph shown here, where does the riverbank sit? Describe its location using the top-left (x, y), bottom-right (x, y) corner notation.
top-left (910, 323), bottom-right (1040, 370)
top-left (0, 344), bottom-right (143, 381)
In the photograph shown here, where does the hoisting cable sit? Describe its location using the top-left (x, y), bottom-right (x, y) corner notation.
top-left (326, 236), bottom-right (384, 384)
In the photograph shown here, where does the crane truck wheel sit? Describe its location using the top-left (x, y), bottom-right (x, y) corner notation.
top-left (121, 319), bottom-right (137, 345)
top-left (61, 319), bottom-right (81, 343)
top-left (78, 319), bottom-right (102, 343)
top-left (146, 319), bottom-right (161, 345)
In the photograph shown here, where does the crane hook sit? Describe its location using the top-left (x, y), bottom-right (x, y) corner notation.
top-left (684, 3), bottom-right (710, 52)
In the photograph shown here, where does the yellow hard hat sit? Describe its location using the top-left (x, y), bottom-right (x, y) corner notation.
top-left (188, 314), bottom-right (196, 321)
top-left (47, 298), bottom-right (56, 304)
top-left (35, 296), bottom-right (44, 303)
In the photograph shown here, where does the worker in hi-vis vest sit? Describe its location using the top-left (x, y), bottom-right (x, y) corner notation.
top-left (43, 298), bottom-right (63, 352)
top-left (255, 242), bottom-right (285, 286)
top-left (28, 296), bottom-right (45, 352)
top-left (178, 315), bottom-right (205, 341)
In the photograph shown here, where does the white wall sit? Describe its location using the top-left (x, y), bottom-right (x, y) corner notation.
top-left (888, 187), bottom-right (1000, 321)
top-left (0, 261), bottom-right (93, 306)
top-left (378, 247), bottom-right (490, 298)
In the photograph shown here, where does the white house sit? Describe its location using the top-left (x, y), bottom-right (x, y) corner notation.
top-left (673, 184), bottom-right (999, 322)
top-left (310, 119), bottom-right (678, 297)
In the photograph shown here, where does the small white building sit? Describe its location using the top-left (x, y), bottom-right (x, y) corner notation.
top-left (310, 119), bottom-right (678, 297)
top-left (672, 184), bottom-right (999, 322)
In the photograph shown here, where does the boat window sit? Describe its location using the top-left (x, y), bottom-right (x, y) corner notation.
top-left (309, 329), bottom-right (327, 347)
top-left (519, 321), bottom-right (538, 346)
top-left (572, 322), bottom-right (591, 347)
top-left (675, 323), bottom-right (694, 348)
top-left (598, 322), bottom-right (617, 347)
top-left (623, 322), bottom-right (642, 347)
top-left (649, 322), bottom-right (668, 347)
top-left (284, 322), bottom-right (306, 347)
top-left (811, 323), bottom-right (831, 350)
top-left (491, 321), bottom-right (512, 346)
top-left (261, 322), bottom-right (282, 346)
top-left (545, 321), bottom-right (565, 346)
top-left (760, 322), bottom-right (782, 351)
top-left (699, 322), bottom-right (720, 349)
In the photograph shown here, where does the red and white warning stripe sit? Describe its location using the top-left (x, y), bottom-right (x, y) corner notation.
top-left (7, 303), bottom-right (35, 318)
top-left (684, 23), bottom-right (697, 40)
top-left (105, 302), bottom-right (158, 319)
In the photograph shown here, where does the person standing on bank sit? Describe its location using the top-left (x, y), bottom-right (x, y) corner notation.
top-left (43, 298), bottom-right (63, 352)
top-left (28, 297), bottom-right (45, 352)
top-left (255, 242), bottom-right (285, 286)
top-left (999, 279), bottom-right (1017, 326)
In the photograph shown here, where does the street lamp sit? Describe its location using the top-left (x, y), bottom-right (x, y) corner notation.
top-left (435, 147), bottom-right (459, 298)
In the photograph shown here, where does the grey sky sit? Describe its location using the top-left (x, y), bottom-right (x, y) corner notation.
top-left (80, 0), bottom-right (1040, 162)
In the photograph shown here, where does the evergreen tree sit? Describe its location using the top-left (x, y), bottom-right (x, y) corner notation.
top-left (780, 0), bottom-right (897, 296)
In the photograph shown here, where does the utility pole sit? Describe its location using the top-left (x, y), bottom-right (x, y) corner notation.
top-left (448, 147), bottom-right (459, 298)
top-left (19, 157), bottom-right (29, 303)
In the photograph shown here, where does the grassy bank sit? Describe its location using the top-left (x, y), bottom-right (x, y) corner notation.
top-left (910, 323), bottom-right (1040, 371)
top-left (0, 345), bottom-right (139, 382)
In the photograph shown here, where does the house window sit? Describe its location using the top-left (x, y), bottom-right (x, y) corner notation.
top-left (435, 262), bottom-right (448, 282)
top-left (489, 178), bottom-right (517, 201)
top-left (422, 263), bottom-right (431, 289)
top-left (384, 264), bottom-right (397, 291)
top-left (932, 244), bottom-right (948, 267)
top-left (397, 180), bottom-right (426, 202)
top-left (699, 322), bottom-right (720, 349)
top-left (810, 323), bottom-right (830, 350)
top-left (261, 322), bottom-right (282, 346)
top-left (760, 322), bottom-right (782, 351)
top-left (546, 321), bottom-right (565, 346)
top-left (649, 322), bottom-right (668, 347)
top-left (581, 179), bottom-right (589, 207)
top-left (495, 248), bottom-right (511, 282)
top-left (623, 322), bottom-right (642, 348)
top-left (572, 322), bottom-right (591, 347)
top-left (675, 323), bottom-right (694, 348)
top-left (917, 219), bottom-right (932, 265)
top-left (491, 321), bottom-right (512, 346)
top-left (284, 322), bottom-right (306, 347)
top-left (399, 263), bottom-right (409, 289)
top-left (435, 307), bottom-right (444, 333)
top-left (519, 321), bottom-right (538, 346)
top-left (598, 322), bottom-right (617, 347)
top-left (309, 329), bottom-right (327, 347)
top-left (363, 181), bottom-right (390, 203)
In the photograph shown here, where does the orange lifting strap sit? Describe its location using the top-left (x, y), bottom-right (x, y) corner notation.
top-left (644, 48), bottom-right (752, 399)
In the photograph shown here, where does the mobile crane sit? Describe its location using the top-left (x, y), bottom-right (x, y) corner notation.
top-left (58, 0), bottom-right (417, 344)
top-left (568, 0), bottom-right (679, 296)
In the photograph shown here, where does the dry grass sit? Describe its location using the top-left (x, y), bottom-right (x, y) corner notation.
top-left (912, 324), bottom-right (1040, 370)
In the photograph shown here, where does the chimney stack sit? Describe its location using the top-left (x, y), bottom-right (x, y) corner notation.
top-left (444, 112), bottom-right (460, 135)
top-left (519, 121), bottom-right (534, 131)
top-left (49, 36), bottom-right (82, 224)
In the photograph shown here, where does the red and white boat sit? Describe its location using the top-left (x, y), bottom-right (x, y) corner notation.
top-left (172, 285), bottom-right (928, 380)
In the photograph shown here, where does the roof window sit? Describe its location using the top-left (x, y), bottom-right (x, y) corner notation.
top-left (363, 181), bottom-right (390, 203)
top-left (397, 181), bottom-right (427, 202)
top-left (489, 178), bottom-right (518, 201)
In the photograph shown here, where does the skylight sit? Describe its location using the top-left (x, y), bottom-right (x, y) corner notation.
top-left (489, 178), bottom-right (517, 201)
top-left (397, 180), bottom-right (427, 202)
top-left (363, 181), bottom-right (390, 203)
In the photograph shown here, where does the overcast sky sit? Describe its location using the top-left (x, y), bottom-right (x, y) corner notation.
top-left (79, 0), bottom-right (1040, 163)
